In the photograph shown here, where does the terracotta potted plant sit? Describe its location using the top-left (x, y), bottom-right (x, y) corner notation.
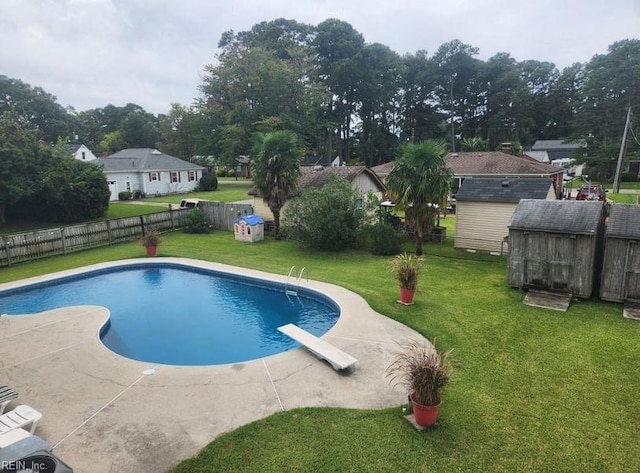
top-left (386, 339), bottom-right (454, 427)
top-left (140, 230), bottom-right (161, 256)
top-left (390, 252), bottom-right (424, 304)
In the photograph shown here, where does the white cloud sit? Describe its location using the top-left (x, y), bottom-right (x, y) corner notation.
top-left (1, 0), bottom-right (638, 114)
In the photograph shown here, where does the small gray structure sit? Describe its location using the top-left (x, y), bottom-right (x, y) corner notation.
top-left (507, 200), bottom-right (605, 298)
top-left (600, 204), bottom-right (640, 303)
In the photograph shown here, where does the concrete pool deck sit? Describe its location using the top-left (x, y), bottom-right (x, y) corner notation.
top-left (0, 258), bottom-right (427, 472)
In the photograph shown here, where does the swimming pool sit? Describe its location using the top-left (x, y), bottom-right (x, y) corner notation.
top-left (0, 262), bottom-right (340, 366)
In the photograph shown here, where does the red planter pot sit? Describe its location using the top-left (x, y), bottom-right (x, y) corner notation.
top-left (146, 246), bottom-right (157, 257)
top-left (411, 394), bottom-right (441, 427)
top-left (399, 288), bottom-right (415, 304)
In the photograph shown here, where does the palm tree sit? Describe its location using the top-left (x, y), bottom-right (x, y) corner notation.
top-left (251, 131), bottom-right (302, 240)
top-left (386, 140), bottom-right (452, 255)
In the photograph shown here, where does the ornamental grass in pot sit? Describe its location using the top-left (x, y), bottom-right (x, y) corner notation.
top-left (389, 252), bottom-right (424, 304)
top-left (386, 339), bottom-right (455, 426)
top-left (140, 229), bottom-right (161, 256)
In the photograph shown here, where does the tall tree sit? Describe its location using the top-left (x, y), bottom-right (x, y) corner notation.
top-left (313, 19), bottom-right (365, 163)
top-left (251, 131), bottom-right (302, 240)
top-left (0, 75), bottom-right (75, 142)
top-left (354, 43), bottom-right (403, 166)
top-left (400, 51), bottom-right (445, 144)
top-left (572, 39), bottom-right (640, 179)
top-left (0, 113), bottom-right (50, 223)
top-left (158, 103), bottom-right (207, 160)
top-left (431, 40), bottom-right (482, 151)
top-left (386, 140), bottom-right (452, 256)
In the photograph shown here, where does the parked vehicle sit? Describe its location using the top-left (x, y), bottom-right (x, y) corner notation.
top-left (576, 185), bottom-right (606, 201)
top-left (179, 198), bottom-right (207, 209)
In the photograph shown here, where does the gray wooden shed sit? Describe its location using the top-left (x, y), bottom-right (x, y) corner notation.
top-left (600, 204), bottom-right (640, 303)
top-left (507, 200), bottom-right (605, 298)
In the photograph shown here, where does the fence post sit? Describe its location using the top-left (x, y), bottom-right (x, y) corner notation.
top-left (169, 204), bottom-right (175, 229)
top-left (106, 219), bottom-right (113, 245)
top-left (61, 228), bottom-right (67, 255)
top-left (140, 215), bottom-right (146, 235)
top-left (2, 235), bottom-right (11, 267)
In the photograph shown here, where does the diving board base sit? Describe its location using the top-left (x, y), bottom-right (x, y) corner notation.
top-left (278, 323), bottom-right (357, 372)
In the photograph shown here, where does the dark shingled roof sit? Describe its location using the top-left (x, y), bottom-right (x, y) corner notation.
top-left (456, 178), bottom-right (553, 203)
top-left (509, 200), bottom-right (604, 234)
top-left (99, 148), bottom-right (204, 172)
top-left (446, 152), bottom-right (563, 176)
top-left (606, 204), bottom-right (640, 239)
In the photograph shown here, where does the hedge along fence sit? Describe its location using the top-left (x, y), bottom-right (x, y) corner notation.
top-left (0, 208), bottom-right (188, 267)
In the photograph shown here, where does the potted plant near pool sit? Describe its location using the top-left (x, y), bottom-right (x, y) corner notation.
top-left (386, 339), bottom-right (454, 427)
top-left (390, 252), bottom-right (424, 304)
top-left (140, 230), bottom-right (161, 256)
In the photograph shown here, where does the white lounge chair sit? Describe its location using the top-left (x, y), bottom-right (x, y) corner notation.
top-left (0, 405), bottom-right (42, 435)
top-left (0, 385), bottom-right (18, 415)
top-left (278, 323), bottom-right (357, 371)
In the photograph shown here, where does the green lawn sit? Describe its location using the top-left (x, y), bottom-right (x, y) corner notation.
top-left (141, 181), bottom-right (253, 205)
top-left (1, 233), bottom-right (639, 472)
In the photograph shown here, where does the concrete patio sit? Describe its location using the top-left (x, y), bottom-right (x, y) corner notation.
top-left (0, 258), bottom-right (426, 472)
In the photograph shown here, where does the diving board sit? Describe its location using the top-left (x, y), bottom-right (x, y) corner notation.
top-left (278, 323), bottom-right (357, 371)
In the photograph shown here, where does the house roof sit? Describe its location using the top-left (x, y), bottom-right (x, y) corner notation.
top-left (532, 140), bottom-right (585, 150)
top-left (248, 166), bottom-right (385, 197)
top-left (456, 178), bottom-right (554, 203)
top-left (525, 151), bottom-right (550, 163)
top-left (606, 204), bottom-right (640, 239)
top-left (446, 152), bottom-right (563, 177)
top-left (51, 143), bottom-right (84, 154)
top-left (509, 200), bottom-right (604, 234)
top-left (370, 161), bottom-right (394, 176)
top-left (99, 148), bottom-right (204, 172)
top-left (300, 155), bottom-right (326, 166)
top-left (294, 166), bottom-right (385, 194)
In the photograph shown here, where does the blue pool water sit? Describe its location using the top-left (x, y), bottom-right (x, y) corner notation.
top-left (0, 263), bottom-right (340, 366)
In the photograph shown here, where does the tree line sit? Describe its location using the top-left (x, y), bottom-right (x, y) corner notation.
top-left (1, 18), bottom-right (639, 183)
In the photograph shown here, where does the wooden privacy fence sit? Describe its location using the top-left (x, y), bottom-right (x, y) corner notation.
top-left (199, 201), bottom-right (254, 232)
top-left (0, 208), bottom-right (188, 267)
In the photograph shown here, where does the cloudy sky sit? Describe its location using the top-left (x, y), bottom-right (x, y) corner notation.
top-left (1, 0), bottom-right (639, 115)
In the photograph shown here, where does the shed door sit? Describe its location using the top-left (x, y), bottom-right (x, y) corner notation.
top-left (624, 241), bottom-right (640, 300)
top-left (548, 235), bottom-right (576, 292)
top-left (523, 232), bottom-right (575, 292)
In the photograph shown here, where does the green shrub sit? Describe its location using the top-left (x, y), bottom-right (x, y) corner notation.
top-left (283, 174), bottom-right (364, 251)
top-left (198, 174), bottom-right (218, 191)
top-left (621, 172), bottom-right (638, 182)
top-left (118, 191), bottom-right (133, 201)
top-left (366, 222), bottom-right (402, 255)
top-left (216, 168), bottom-right (227, 177)
top-left (227, 169), bottom-right (236, 177)
top-left (180, 208), bottom-right (210, 233)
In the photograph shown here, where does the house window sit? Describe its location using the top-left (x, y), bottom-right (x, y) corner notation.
top-left (149, 172), bottom-right (160, 182)
top-left (81, 151), bottom-right (86, 160)
top-left (170, 172), bottom-right (180, 183)
top-left (356, 198), bottom-right (363, 210)
top-left (188, 170), bottom-right (196, 182)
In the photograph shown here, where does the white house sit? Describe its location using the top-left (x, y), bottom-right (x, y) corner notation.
top-left (98, 148), bottom-right (205, 200)
top-left (53, 143), bottom-right (98, 162)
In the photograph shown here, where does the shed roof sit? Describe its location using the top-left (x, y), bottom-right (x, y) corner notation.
top-left (606, 204), bottom-right (640, 239)
top-left (456, 178), bottom-right (553, 203)
top-left (509, 200), bottom-right (604, 234)
top-left (99, 148), bottom-right (204, 172)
